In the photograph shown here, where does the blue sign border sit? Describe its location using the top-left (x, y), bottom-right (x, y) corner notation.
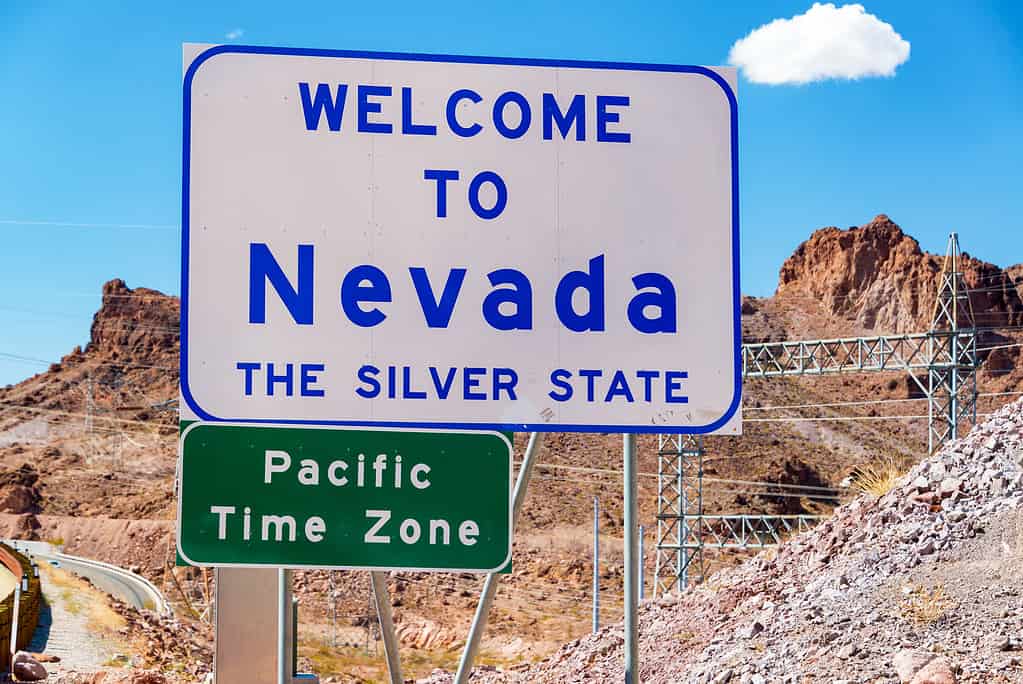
top-left (181, 44), bottom-right (742, 434)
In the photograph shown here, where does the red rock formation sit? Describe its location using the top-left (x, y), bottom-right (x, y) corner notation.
top-left (776, 215), bottom-right (1023, 333)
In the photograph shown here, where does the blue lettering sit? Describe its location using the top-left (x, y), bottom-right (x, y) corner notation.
top-left (424, 169), bottom-right (459, 218)
top-left (635, 370), bottom-right (660, 402)
top-left (665, 371), bottom-right (689, 403)
top-left (357, 85), bottom-right (393, 134)
top-left (248, 243), bottom-right (314, 325)
top-left (429, 367), bottom-right (457, 400)
top-left (446, 89), bottom-right (483, 137)
top-left (493, 91), bottom-right (531, 139)
top-left (300, 363), bottom-right (325, 397)
top-left (596, 95), bottom-right (631, 143)
top-left (463, 367), bottom-right (486, 400)
top-left (409, 267), bottom-right (467, 328)
top-left (493, 368), bottom-right (519, 400)
top-left (482, 268), bottom-right (532, 330)
top-left (401, 87), bottom-right (437, 136)
top-left (548, 369), bottom-right (573, 402)
top-left (340, 265), bottom-right (391, 327)
top-left (468, 171), bottom-right (507, 220)
top-left (554, 255), bottom-right (606, 332)
top-left (266, 362), bottom-right (294, 397)
top-left (387, 366), bottom-right (397, 399)
top-left (298, 83), bottom-right (348, 132)
top-left (604, 370), bottom-right (635, 402)
top-left (628, 273), bottom-right (678, 333)
top-left (402, 366), bottom-right (427, 399)
top-left (542, 93), bottom-right (585, 141)
top-left (236, 362), bottom-right (260, 396)
top-left (356, 365), bottom-right (381, 398)
top-left (579, 369), bottom-right (602, 402)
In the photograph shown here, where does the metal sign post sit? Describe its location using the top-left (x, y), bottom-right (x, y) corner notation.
top-left (593, 496), bottom-right (600, 633)
top-left (623, 434), bottom-right (639, 684)
top-left (370, 572), bottom-right (403, 684)
top-left (455, 432), bottom-right (544, 683)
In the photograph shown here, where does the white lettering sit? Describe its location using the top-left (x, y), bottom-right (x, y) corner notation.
top-left (458, 519), bottom-right (479, 546)
top-left (399, 518), bottom-right (422, 544)
top-left (264, 450), bottom-right (291, 484)
top-left (298, 458), bottom-right (320, 485)
top-left (410, 463), bottom-right (431, 490)
top-left (305, 516), bottom-right (326, 542)
top-left (327, 460), bottom-right (349, 486)
top-left (428, 518), bottom-right (450, 545)
top-left (364, 509), bottom-right (391, 543)
top-left (211, 505), bottom-right (236, 540)
top-left (261, 514), bottom-right (297, 542)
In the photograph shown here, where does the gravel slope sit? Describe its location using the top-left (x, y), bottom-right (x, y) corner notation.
top-left (426, 399), bottom-right (1023, 684)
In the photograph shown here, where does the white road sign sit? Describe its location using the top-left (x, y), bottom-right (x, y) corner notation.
top-left (181, 45), bottom-right (741, 433)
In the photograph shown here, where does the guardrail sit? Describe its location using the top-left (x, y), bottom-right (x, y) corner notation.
top-left (5, 541), bottom-right (170, 618)
top-left (49, 552), bottom-right (171, 617)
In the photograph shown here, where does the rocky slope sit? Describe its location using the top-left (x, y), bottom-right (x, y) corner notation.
top-left (435, 398), bottom-right (1023, 683)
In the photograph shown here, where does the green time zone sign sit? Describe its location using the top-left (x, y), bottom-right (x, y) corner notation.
top-left (177, 423), bottom-right (512, 572)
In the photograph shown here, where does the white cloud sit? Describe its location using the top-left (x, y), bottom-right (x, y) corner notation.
top-left (225, 28), bottom-right (245, 41)
top-left (728, 3), bottom-right (910, 85)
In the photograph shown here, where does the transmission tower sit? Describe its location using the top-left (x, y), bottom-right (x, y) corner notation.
top-left (926, 232), bottom-right (978, 452)
top-left (654, 232), bottom-right (981, 594)
top-left (654, 434), bottom-right (703, 596)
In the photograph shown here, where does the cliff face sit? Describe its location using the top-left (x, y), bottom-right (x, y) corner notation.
top-left (776, 215), bottom-right (1023, 333)
top-left (0, 279), bottom-right (179, 418)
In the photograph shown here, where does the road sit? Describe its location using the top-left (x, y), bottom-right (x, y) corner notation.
top-left (4, 540), bottom-right (169, 615)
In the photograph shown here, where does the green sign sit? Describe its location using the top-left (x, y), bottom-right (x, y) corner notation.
top-left (177, 423), bottom-right (512, 572)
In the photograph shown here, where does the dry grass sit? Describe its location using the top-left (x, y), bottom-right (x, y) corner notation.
top-left (898, 583), bottom-right (955, 625)
top-left (850, 456), bottom-right (906, 497)
top-left (40, 562), bottom-right (128, 634)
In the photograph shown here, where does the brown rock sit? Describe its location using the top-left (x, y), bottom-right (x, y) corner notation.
top-left (776, 215), bottom-right (1023, 332)
top-left (12, 651), bottom-right (48, 681)
top-left (910, 656), bottom-right (956, 684)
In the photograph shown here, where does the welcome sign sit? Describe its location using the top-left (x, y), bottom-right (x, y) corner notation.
top-left (181, 45), bottom-right (741, 433)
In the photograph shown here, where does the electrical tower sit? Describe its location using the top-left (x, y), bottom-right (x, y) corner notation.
top-left (654, 434), bottom-right (704, 595)
top-left (926, 232), bottom-right (978, 452)
top-left (654, 232), bottom-right (981, 594)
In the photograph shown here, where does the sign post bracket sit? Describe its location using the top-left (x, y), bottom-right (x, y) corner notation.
top-left (454, 431), bottom-right (544, 684)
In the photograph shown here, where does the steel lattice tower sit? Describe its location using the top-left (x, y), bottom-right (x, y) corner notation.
top-left (654, 434), bottom-right (703, 596)
top-left (926, 232), bottom-right (978, 453)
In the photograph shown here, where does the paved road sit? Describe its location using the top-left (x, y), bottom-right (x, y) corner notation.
top-left (4, 540), bottom-right (167, 614)
top-left (40, 554), bottom-right (155, 611)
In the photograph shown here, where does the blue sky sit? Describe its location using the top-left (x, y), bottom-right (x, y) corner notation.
top-left (1, 1), bottom-right (1021, 386)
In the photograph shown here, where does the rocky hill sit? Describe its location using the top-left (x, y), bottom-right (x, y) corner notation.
top-left (433, 398), bottom-right (1023, 683)
top-left (775, 214), bottom-right (1023, 335)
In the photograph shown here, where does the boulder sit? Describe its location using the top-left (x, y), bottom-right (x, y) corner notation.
top-left (12, 651), bottom-right (48, 681)
top-left (893, 649), bottom-right (933, 682)
top-left (909, 656), bottom-right (956, 684)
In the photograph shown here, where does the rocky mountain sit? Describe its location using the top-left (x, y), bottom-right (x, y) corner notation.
top-left (776, 215), bottom-right (1023, 334)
